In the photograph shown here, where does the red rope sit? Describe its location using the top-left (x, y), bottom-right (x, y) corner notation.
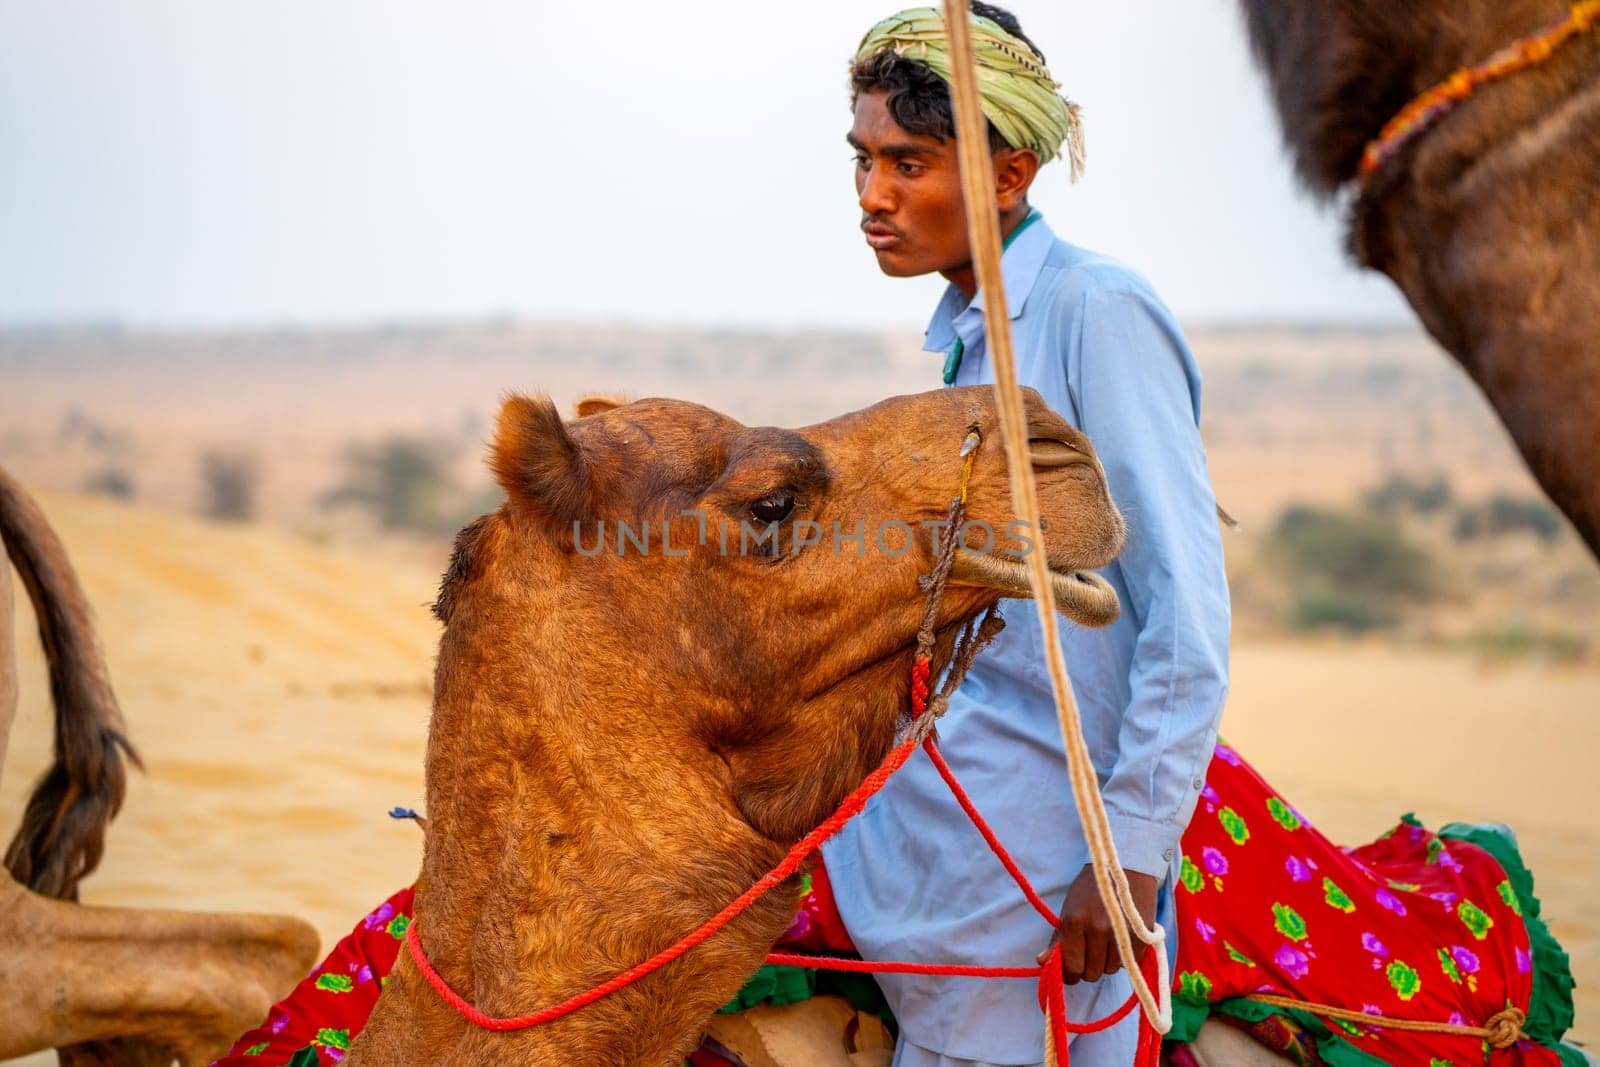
top-left (764, 952), bottom-right (1038, 979)
top-left (922, 737), bottom-right (1058, 924)
top-left (405, 654), bottom-right (1160, 1062)
top-left (405, 734), bottom-right (922, 1031)
top-left (910, 654), bottom-right (933, 713)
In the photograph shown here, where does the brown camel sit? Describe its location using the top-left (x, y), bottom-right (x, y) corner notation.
top-left (0, 468), bottom-right (321, 1065)
top-left (1238, 0), bottom-right (1600, 558)
top-left (345, 386), bottom-right (1126, 1064)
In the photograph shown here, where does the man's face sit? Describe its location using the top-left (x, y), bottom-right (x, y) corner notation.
top-left (848, 90), bottom-right (971, 279)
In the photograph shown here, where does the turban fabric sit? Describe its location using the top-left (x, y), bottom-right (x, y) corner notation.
top-left (855, 7), bottom-right (1086, 181)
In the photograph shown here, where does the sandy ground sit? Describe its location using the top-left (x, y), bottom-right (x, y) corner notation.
top-left (1, 491), bottom-right (1595, 1062)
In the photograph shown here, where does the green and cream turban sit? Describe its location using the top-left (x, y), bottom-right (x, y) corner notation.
top-left (855, 6), bottom-right (1086, 181)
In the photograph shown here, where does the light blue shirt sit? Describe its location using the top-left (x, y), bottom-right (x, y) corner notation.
top-left (820, 215), bottom-right (1230, 1064)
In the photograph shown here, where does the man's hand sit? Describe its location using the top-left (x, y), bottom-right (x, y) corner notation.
top-left (1038, 864), bottom-right (1159, 984)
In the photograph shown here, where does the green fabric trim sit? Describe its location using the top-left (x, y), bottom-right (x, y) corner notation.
top-left (1168, 991), bottom-right (1212, 1042)
top-left (286, 1048), bottom-right (322, 1067)
top-left (1437, 821), bottom-right (1586, 1067)
top-left (719, 960), bottom-right (898, 1037)
top-left (1172, 991), bottom-right (1392, 1067)
top-left (717, 963), bottom-right (816, 1013)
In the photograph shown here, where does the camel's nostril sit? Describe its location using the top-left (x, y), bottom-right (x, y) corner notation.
top-left (1028, 438), bottom-right (1091, 468)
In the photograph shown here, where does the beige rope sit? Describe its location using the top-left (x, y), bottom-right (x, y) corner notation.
top-left (938, 4), bottom-right (1171, 1062)
top-left (1246, 996), bottom-right (1529, 1050)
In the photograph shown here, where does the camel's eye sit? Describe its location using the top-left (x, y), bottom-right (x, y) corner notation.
top-left (751, 491), bottom-right (795, 524)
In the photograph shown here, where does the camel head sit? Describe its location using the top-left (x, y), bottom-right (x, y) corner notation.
top-left (429, 386), bottom-right (1121, 845)
top-left (385, 387), bottom-right (1122, 1062)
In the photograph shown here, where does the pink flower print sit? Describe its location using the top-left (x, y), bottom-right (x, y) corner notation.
top-left (1429, 890), bottom-right (1458, 910)
top-left (1450, 946), bottom-right (1480, 976)
top-left (1375, 889), bottom-right (1408, 916)
top-left (1194, 916), bottom-right (1218, 943)
top-left (1361, 1003), bottom-right (1386, 1029)
top-left (1448, 1012), bottom-right (1467, 1027)
top-left (1438, 849), bottom-right (1463, 872)
top-left (1285, 856), bottom-right (1312, 883)
top-left (1360, 933), bottom-right (1389, 958)
top-left (363, 901), bottom-right (397, 931)
top-left (1215, 744), bottom-right (1241, 766)
top-left (1274, 943), bottom-right (1311, 980)
top-left (1516, 946), bottom-right (1532, 974)
top-left (783, 909), bottom-right (813, 941)
top-left (1202, 847), bottom-right (1229, 877)
top-left (355, 964), bottom-right (375, 984)
top-left (268, 1011), bottom-right (291, 1034)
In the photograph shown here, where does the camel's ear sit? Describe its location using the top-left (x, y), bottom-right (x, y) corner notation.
top-left (491, 393), bottom-right (593, 529)
top-left (574, 393), bottom-right (626, 418)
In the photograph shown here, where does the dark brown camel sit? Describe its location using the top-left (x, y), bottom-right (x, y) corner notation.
top-left (0, 468), bottom-right (321, 1065)
top-left (1238, 0), bottom-right (1600, 558)
top-left (346, 386), bottom-right (1126, 1064)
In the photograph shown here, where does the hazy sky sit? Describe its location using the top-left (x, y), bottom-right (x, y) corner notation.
top-left (0, 1), bottom-right (1412, 330)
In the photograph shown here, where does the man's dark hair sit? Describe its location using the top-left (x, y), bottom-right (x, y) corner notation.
top-left (850, 3), bottom-right (1045, 152)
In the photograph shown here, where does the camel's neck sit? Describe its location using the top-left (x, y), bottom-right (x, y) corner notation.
top-left (397, 667), bottom-right (810, 1063)
top-left (1238, 0), bottom-right (1571, 193)
top-left (376, 577), bottom-right (923, 1062)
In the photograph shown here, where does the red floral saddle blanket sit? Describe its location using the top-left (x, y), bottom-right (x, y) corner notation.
top-left (213, 743), bottom-right (1582, 1066)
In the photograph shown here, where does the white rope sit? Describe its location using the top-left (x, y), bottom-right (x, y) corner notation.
top-left (938, 3), bottom-right (1172, 1057)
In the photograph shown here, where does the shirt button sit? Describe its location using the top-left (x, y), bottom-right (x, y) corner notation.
top-left (1162, 849), bottom-right (1174, 862)
top-left (1192, 777), bottom-right (1205, 790)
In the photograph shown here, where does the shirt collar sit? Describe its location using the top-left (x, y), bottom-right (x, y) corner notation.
top-left (923, 211), bottom-right (1055, 353)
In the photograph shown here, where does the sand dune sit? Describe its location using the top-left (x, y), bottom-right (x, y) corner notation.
top-left (2, 491), bottom-right (1594, 1059)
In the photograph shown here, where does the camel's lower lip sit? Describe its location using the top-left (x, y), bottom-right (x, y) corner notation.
top-left (948, 552), bottom-right (1120, 628)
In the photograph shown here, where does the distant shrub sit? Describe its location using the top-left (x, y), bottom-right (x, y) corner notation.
top-left (321, 436), bottom-right (460, 535)
top-left (1289, 591), bottom-right (1396, 634)
top-left (1362, 472), bottom-right (1454, 517)
top-left (1452, 494), bottom-right (1564, 543)
top-left (1465, 624), bottom-right (1590, 663)
top-left (440, 485), bottom-right (507, 533)
top-left (1265, 505), bottom-right (1438, 632)
top-left (200, 450), bottom-right (259, 522)
top-left (81, 467), bottom-right (136, 500)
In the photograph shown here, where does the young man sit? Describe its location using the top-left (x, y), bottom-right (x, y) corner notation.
top-left (818, 6), bottom-right (1231, 1066)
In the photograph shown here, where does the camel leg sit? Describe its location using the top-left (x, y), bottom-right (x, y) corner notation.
top-left (0, 875), bottom-right (319, 1066)
top-left (1, 555), bottom-right (16, 787)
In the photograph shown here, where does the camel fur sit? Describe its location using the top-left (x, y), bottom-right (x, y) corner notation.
top-left (347, 386), bottom-right (1125, 1064)
top-left (1239, 0), bottom-right (1600, 558)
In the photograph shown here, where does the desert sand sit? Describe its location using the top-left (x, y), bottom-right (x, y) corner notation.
top-left (1, 489), bottom-right (1594, 1062)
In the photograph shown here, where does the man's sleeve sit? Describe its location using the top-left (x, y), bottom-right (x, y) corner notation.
top-left (1073, 284), bottom-right (1231, 880)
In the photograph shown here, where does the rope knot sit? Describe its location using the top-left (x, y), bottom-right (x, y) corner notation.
top-left (1483, 1007), bottom-right (1527, 1049)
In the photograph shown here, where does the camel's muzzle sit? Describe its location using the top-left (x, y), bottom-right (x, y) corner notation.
top-left (948, 553), bottom-right (1120, 628)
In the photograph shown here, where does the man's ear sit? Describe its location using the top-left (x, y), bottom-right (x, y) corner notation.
top-left (574, 393), bottom-right (626, 418)
top-left (993, 146), bottom-right (1040, 214)
top-left (491, 393), bottom-right (593, 528)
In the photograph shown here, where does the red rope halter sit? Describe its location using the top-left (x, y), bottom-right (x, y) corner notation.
top-left (404, 445), bottom-right (1162, 1063)
top-left (403, 656), bottom-right (1160, 1061)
